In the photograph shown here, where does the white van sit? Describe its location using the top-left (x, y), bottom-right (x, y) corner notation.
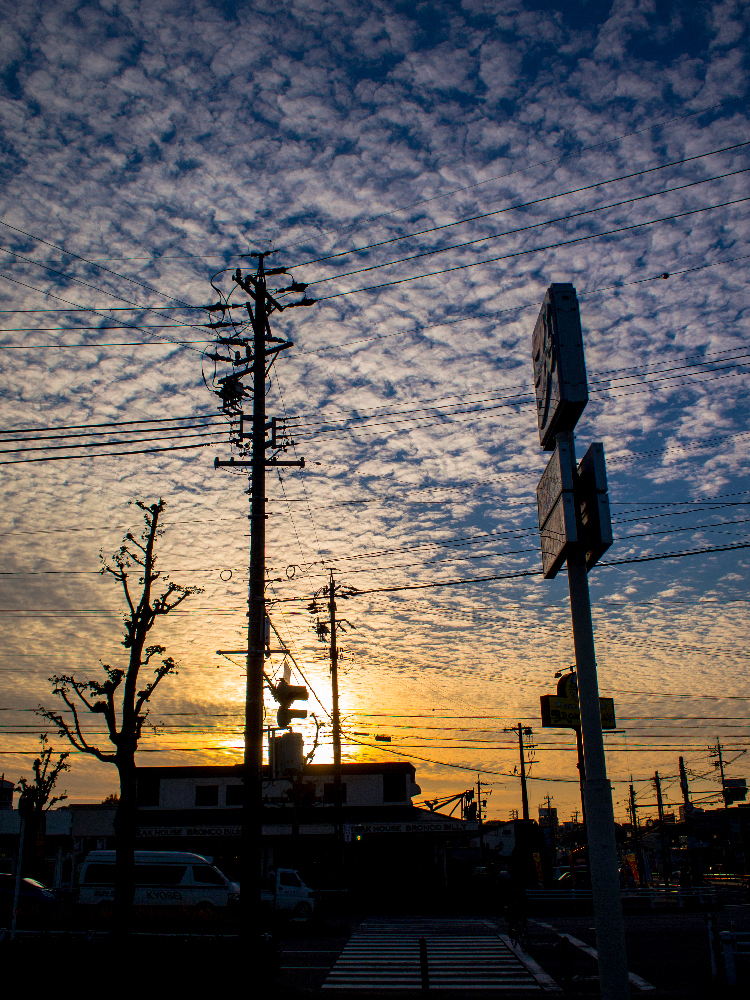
top-left (77, 851), bottom-right (239, 909)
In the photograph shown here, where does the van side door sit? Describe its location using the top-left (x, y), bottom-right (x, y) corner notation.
top-left (276, 869), bottom-right (307, 911)
top-left (190, 863), bottom-right (230, 907)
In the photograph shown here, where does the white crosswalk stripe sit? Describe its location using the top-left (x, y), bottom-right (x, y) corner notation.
top-left (323, 919), bottom-right (546, 991)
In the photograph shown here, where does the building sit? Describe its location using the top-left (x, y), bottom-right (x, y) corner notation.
top-left (2, 760), bottom-right (471, 894)
top-left (0, 778), bottom-right (14, 811)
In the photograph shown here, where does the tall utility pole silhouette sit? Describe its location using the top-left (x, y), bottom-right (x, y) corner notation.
top-left (628, 777), bottom-right (645, 884)
top-left (505, 724), bottom-right (531, 820)
top-left (653, 771), bottom-right (671, 886)
top-left (206, 252), bottom-right (312, 936)
top-left (679, 756), bottom-right (698, 886)
top-left (477, 775), bottom-right (484, 853)
top-left (713, 738), bottom-right (728, 808)
top-left (309, 569), bottom-right (357, 874)
top-left (328, 569), bottom-right (343, 849)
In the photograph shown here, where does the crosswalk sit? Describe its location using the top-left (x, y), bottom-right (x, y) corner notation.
top-left (323, 918), bottom-right (551, 991)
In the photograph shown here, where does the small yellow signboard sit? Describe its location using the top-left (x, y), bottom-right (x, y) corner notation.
top-left (540, 694), bottom-right (616, 730)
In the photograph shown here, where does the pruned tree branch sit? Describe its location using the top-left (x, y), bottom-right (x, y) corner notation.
top-left (42, 500), bottom-right (202, 774)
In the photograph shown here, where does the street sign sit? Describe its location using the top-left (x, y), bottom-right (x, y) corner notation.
top-left (577, 442), bottom-right (613, 570)
top-left (537, 439), bottom-right (578, 579)
top-left (540, 693), bottom-right (617, 729)
top-left (532, 284), bottom-right (589, 450)
top-left (540, 670), bottom-right (617, 729)
top-left (536, 439), bottom-right (613, 578)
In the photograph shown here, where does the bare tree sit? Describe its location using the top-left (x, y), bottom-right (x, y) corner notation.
top-left (16, 734), bottom-right (70, 878)
top-left (39, 499), bottom-right (201, 931)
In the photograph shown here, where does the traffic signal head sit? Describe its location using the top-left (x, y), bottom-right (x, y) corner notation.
top-left (275, 678), bottom-right (309, 728)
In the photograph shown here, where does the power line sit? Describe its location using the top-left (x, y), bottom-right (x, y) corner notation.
top-left (279, 93), bottom-right (750, 252)
top-left (315, 196), bottom-right (750, 301)
top-left (0, 429), bottom-right (223, 456)
top-left (293, 142), bottom-right (750, 267)
top-left (0, 412), bottom-right (226, 436)
top-left (272, 540), bottom-right (750, 602)
top-left (304, 168), bottom-right (750, 284)
top-left (282, 345), bottom-right (750, 424)
top-left (0, 273), bottom-right (206, 355)
top-left (0, 219), bottom-right (195, 308)
top-left (2, 253), bottom-right (748, 359)
top-left (0, 306), bottom-right (205, 314)
top-left (0, 440), bottom-right (215, 466)
top-left (284, 353), bottom-right (750, 430)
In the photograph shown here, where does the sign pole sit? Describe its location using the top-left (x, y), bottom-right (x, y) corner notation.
top-left (531, 285), bottom-right (629, 1000)
top-left (557, 430), bottom-right (629, 1000)
top-left (566, 547), bottom-right (630, 998)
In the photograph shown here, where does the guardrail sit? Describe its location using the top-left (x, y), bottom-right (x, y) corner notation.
top-left (526, 887), bottom-right (717, 908)
top-left (721, 931), bottom-right (750, 986)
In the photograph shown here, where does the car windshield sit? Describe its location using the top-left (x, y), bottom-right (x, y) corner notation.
top-left (23, 878), bottom-right (46, 889)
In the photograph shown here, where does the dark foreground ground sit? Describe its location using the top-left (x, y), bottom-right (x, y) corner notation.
top-left (2, 901), bottom-right (749, 999)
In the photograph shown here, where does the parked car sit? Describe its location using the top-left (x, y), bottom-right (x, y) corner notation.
top-left (77, 851), bottom-right (239, 911)
top-left (0, 873), bottom-right (60, 924)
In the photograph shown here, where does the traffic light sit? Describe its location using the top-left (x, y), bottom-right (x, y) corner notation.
top-left (274, 678), bottom-right (308, 728)
top-left (724, 778), bottom-right (748, 803)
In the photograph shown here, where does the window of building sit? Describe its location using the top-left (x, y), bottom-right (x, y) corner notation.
top-left (192, 864), bottom-right (225, 885)
top-left (383, 771), bottom-right (407, 802)
top-left (136, 775), bottom-right (160, 807)
top-left (195, 785), bottom-right (219, 807)
top-left (226, 784), bottom-right (243, 806)
top-left (323, 782), bottom-right (347, 804)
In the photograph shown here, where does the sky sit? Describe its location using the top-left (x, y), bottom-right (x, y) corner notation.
top-left (0, 0), bottom-right (749, 825)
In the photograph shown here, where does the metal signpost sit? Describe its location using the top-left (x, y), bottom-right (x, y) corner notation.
top-left (531, 283), bottom-right (630, 1000)
top-left (540, 669), bottom-right (616, 837)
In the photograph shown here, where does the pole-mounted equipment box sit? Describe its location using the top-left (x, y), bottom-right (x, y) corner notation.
top-left (532, 284), bottom-right (589, 450)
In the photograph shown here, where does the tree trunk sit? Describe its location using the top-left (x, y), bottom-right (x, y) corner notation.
top-left (114, 758), bottom-right (137, 935)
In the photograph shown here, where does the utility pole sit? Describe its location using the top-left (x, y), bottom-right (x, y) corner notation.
top-left (477, 775), bottom-right (484, 854)
top-left (678, 756), bottom-right (691, 813)
top-left (309, 570), bottom-right (357, 879)
top-left (679, 756), bottom-right (697, 887)
top-left (653, 771), bottom-right (671, 886)
top-left (205, 253), bottom-right (312, 940)
top-left (328, 569), bottom-right (343, 857)
top-left (512, 724), bottom-right (530, 821)
top-left (244, 253), bottom-right (268, 938)
top-left (628, 778), bottom-right (645, 885)
top-left (714, 738), bottom-right (728, 809)
top-left (544, 794), bottom-right (556, 862)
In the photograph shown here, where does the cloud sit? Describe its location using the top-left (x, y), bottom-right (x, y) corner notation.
top-left (0, 0), bottom-right (748, 816)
